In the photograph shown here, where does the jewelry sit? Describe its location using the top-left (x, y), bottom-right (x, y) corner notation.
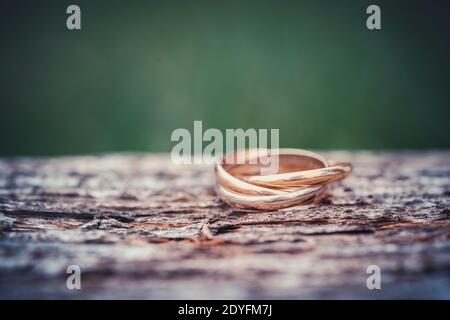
top-left (214, 148), bottom-right (352, 210)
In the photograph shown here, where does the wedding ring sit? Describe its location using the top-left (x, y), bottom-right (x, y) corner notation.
top-left (244, 161), bottom-right (352, 188)
top-left (214, 148), bottom-right (352, 210)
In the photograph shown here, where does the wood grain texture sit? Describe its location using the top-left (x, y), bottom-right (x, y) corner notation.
top-left (0, 152), bottom-right (450, 299)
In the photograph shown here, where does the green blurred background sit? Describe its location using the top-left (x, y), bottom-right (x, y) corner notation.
top-left (1, 0), bottom-right (449, 155)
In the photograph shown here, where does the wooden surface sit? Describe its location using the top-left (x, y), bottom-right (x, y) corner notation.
top-left (0, 152), bottom-right (450, 299)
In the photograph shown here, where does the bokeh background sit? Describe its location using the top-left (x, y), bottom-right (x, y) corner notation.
top-left (1, 0), bottom-right (449, 156)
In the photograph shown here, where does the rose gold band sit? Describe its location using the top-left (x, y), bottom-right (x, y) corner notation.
top-left (214, 148), bottom-right (352, 210)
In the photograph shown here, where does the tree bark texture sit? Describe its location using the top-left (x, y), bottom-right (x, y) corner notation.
top-left (0, 152), bottom-right (449, 299)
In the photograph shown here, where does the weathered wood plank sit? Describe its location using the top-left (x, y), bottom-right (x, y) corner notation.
top-left (0, 152), bottom-right (450, 299)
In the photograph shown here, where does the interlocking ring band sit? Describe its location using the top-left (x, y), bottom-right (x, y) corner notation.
top-left (214, 148), bottom-right (352, 210)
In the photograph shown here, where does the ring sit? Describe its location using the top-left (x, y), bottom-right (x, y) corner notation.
top-left (214, 148), bottom-right (352, 210)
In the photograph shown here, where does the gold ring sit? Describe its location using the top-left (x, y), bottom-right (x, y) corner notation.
top-left (214, 148), bottom-right (352, 210)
